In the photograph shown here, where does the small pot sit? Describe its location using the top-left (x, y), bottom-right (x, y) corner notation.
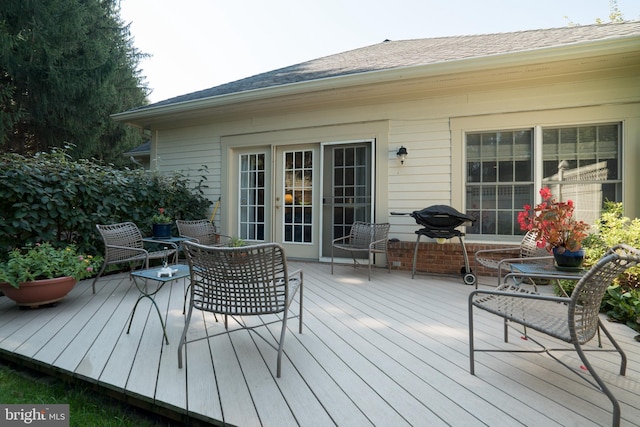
top-left (553, 247), bottom-right (585, 268)
top-left (152, 223), bottom-right (172, 239)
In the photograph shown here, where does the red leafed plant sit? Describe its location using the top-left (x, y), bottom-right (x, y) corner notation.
top-left (517, 187), bottom-right (589, 253)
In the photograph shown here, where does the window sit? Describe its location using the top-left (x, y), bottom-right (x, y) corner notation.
top-left (239, 153), bottom-right (265, 241)
top-left (466, 129), bottom-right (534, 235)
top-left (466, 123), bottom-right (621, 236)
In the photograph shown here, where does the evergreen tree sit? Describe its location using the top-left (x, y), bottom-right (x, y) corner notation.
top-left (0, 0), bottom-right (149, 165)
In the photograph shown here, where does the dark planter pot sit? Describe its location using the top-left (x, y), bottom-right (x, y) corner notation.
top-left (152, 223), bottom-right (172, 239)
top-left (0, 276), bottom-right (77, 308)
top-left (553, 247), bottom-right (585, 268)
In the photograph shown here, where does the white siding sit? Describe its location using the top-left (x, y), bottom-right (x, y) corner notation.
top-left (143, 54), bottom-right (640, 251)
top-left (388, 119), bottom-right (452, 239)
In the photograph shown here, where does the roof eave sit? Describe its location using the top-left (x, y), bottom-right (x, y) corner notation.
top-left (111, 36), bottom-right (639, 125)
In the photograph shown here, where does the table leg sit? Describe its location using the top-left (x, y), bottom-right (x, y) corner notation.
top-left (127, 277), bottom-right (170, 345)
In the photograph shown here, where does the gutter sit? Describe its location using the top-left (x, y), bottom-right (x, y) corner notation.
top-left (111, 36), bottom-right (640, 123)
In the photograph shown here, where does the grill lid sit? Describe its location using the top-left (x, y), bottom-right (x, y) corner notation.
top-left (410, 205), bottom-right (476, 229)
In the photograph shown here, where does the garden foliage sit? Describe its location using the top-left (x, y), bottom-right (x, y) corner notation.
top-left (556, 201), bottom-right (640, 332)
top-left (0, 149), bottom-right (211, 258)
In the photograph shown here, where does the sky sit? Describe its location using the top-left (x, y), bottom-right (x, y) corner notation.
top-left (119, 0), bottom-right (640, 104)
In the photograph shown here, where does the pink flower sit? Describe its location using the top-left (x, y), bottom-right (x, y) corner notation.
top-left (539, 187), bottom-right (552, 199)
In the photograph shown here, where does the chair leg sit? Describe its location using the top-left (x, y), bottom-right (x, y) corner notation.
top-left (277, 312), bottom-right (289, 378)
top-left (573, 332), bottom-right (622, 427)
top-left (468, 297), bottom-right (476, 375)
top-left (411, 234), bottom-right (421, 279)
top-left (91, 263), bottom-right (108, 294)
top-left (331, 247), bottom-right (334, 275)
top-left (597, 320), bottom-right (627, 375)
top-left (178, 304), bottom-right (194, 369)
top-left (386, 249), bottom-right (391, 274)
top-left (298, 274), bottom-right (304, 334)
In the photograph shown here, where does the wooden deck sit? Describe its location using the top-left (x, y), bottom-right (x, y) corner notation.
top-left (1, 261), bottom-right (639, 426)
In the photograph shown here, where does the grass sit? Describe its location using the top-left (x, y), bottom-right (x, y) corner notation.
top-left (0, 362), bottom-right (181, 426)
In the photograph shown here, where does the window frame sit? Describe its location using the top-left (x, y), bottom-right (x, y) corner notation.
top-left (463, 123), bottom-right (622, 239)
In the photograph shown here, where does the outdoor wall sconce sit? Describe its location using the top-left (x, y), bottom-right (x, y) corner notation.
top-left (396, 146), bottom-right (408, 164)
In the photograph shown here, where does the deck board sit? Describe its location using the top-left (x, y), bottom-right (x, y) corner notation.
top-left (0, 261), bottom-right (639, 426)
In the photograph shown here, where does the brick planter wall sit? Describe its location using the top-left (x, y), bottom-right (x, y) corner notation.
top-left (387, 239), bottom-right (520, 278)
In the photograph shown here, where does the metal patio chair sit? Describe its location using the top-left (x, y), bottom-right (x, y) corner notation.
top-left (92, 222), bottom-right (177, 294)
top-left (331, 222), bottom-right (391, 281)
top-left (473, 230), bottom-right (553, 288)
top-left (469, 244), bottom-right (640, 427)
top-left (175, 219), bottom-right (232, 246)
top-left (179, 241), bottom-right (303, 378)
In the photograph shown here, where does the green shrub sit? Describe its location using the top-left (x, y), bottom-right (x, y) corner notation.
top-left (602, 285), bottom-right (640, 332)
top-left (572, 201), bottom-right (640, 332)
top-left (0, 148), bottom-right (212, 259)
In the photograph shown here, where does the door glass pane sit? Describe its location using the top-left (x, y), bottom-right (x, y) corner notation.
top-left (284, 149), bottom-right (313, 243)
top-left (239, 153), bottom-right (265, 241)
top-left (332, 145), bottom-right (371, 240)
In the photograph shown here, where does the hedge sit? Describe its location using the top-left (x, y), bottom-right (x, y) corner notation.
top-left (0, 149), bottom-right (212, 258)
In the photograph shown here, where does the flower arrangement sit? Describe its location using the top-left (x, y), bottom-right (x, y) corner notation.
top-left (0, 243), bottom-right (103, 288)
top-left (517, 187), bottom-right (589, 253)
top-left (151, 207), bottom-right (172, 224)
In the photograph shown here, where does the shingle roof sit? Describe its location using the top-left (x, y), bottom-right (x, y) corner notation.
top-left (139, 21), bottom-right (640, 110)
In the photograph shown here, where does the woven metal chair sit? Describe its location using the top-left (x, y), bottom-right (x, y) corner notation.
top-left (473, 230), bottom-right (553, 288)
top-left (179, 241), bottom-right (303, 378)
top-left (92, 222), bottom-right (177, 294)
top-left (175, 219), bottom-right (232, 246)
top-left (331, 222), bottom-right (391, 281)
top-left (469, 244), bottom-right (640, 427)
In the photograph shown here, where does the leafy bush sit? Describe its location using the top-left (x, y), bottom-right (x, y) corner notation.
top-left (583, 201), bottom-right (640, 289)
top-left (0, 149), bottom-right (212, 259)
top-left (602, 285), bottom-right (640, 332)
top-left (562, 201), bottom-right (640, 333)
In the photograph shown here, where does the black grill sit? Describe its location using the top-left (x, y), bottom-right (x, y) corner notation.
top-left (410, 205), bottom-right (475, 238)
top-left (392, 205), bottom-right (477, 285)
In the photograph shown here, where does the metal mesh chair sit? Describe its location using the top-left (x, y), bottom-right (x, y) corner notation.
top-left (331, 222), bottom-right (391, 280)
top-left (175, 219), bottom-right (231, 246)
top-left (469, 244), bottom-right (640, 427)
top-left (92, 222), bottom-right (177, 294)
top-left (473, 230), bottom-right (553, 287)
top-left (180, 241), bottom-right (303, 378)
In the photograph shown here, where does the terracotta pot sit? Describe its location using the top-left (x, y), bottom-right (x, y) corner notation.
top-left (0, 276), bottom-right (77, 307)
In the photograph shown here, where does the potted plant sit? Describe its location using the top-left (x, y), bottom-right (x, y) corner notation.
top-left (230, 236), bottom-right (245, 247)
top-left (0, 242), bottom-right (103, 307)
top-left (151, 207), bottom-right (173, 239)
top-left (517, 187), bottom-right (590, 268)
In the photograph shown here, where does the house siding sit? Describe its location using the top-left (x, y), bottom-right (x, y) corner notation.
top-left (133, 42), bottom-right (639, 271)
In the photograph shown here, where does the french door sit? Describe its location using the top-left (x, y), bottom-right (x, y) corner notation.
top-left (321, 142), bottom-right (373, 259)
top-left (274, 145), bottom-right (320, 258)
top-left (234, 141), bottom-right (374, 261)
